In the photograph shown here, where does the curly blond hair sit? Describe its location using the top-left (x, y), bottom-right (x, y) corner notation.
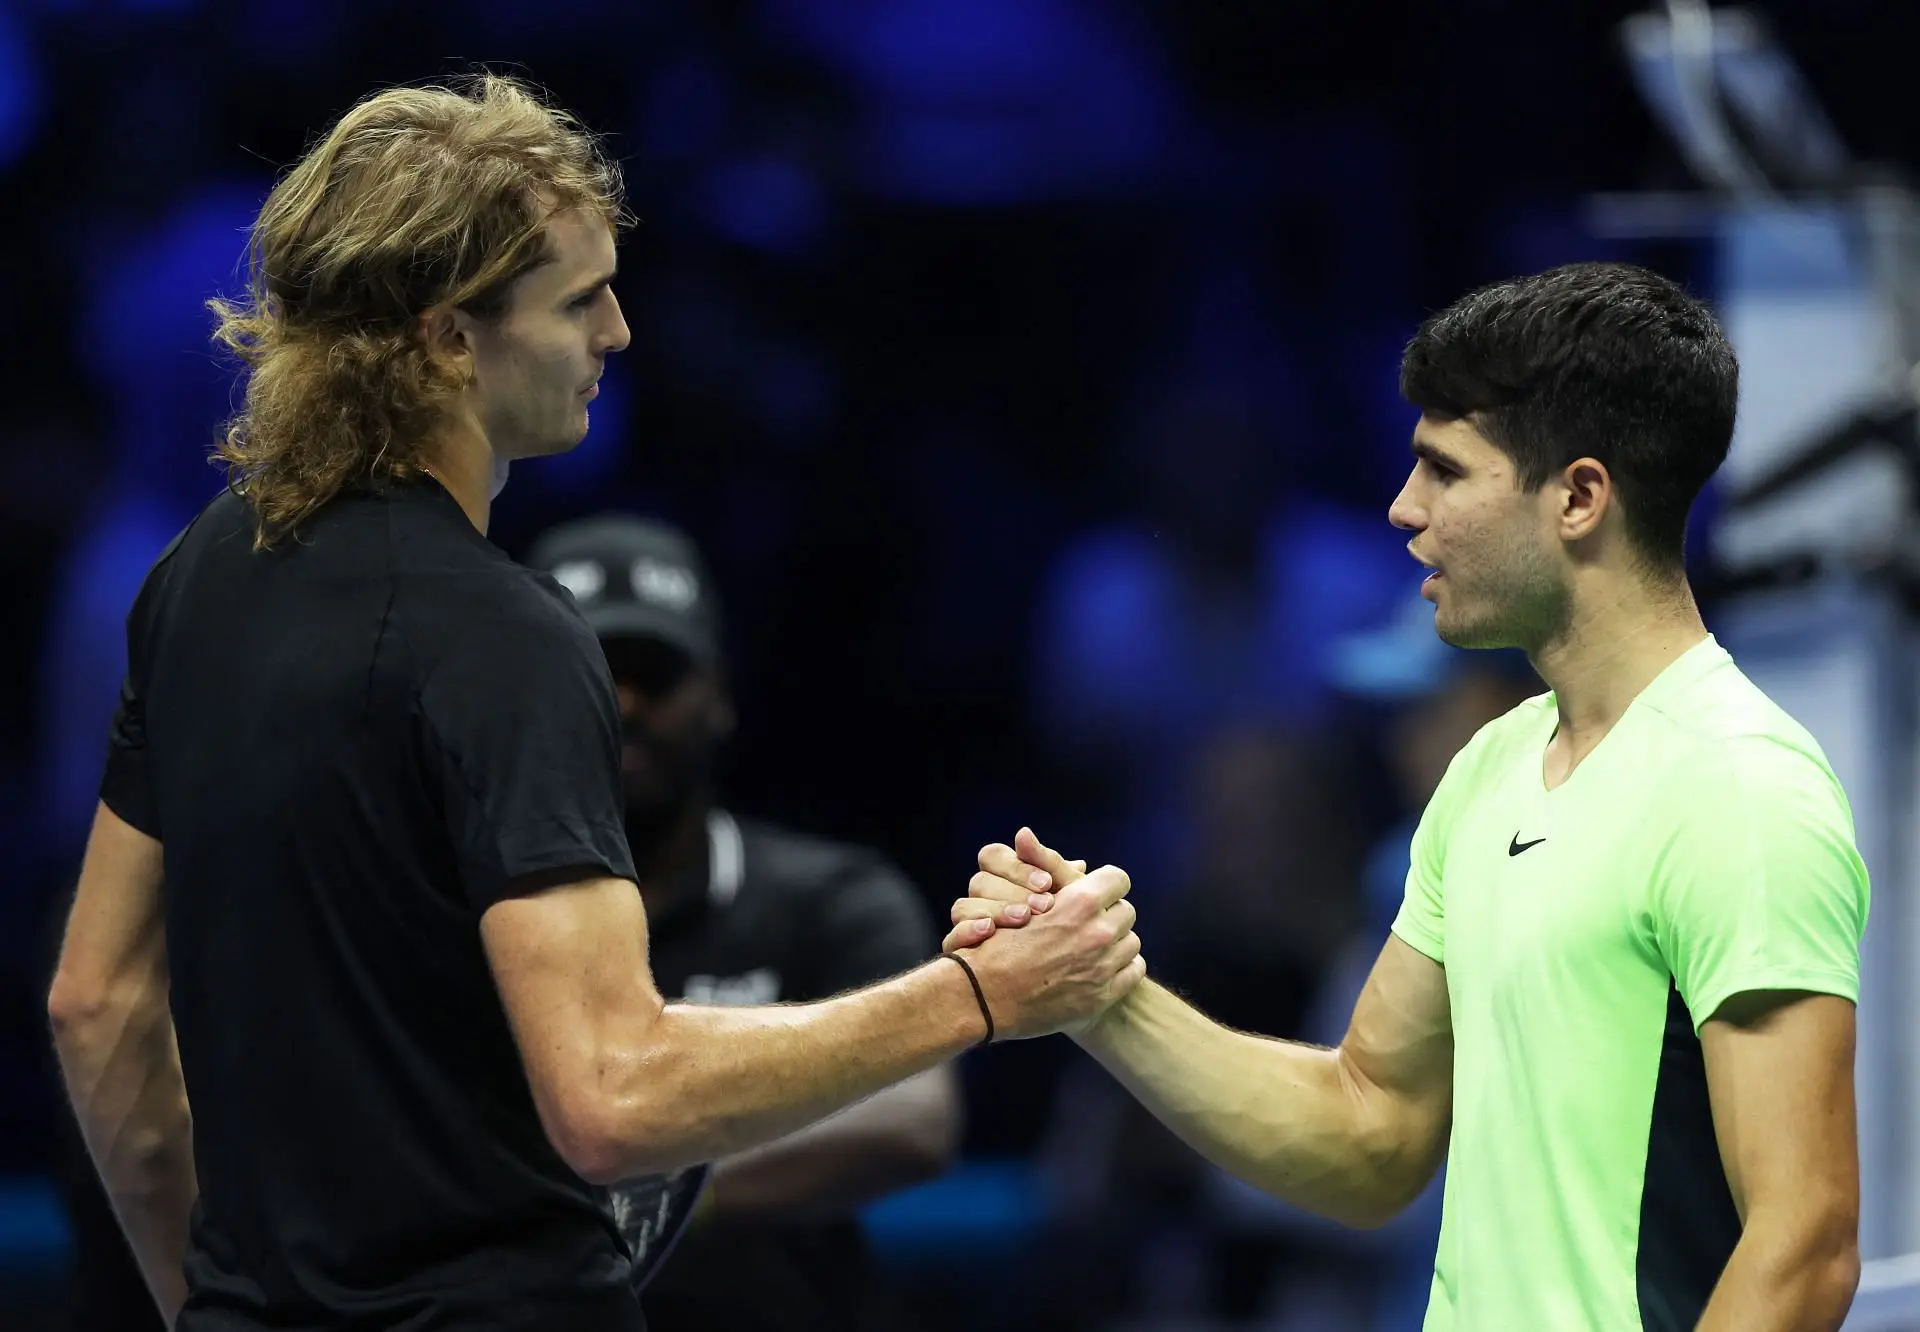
top-left (209, 73), bottom-right (628, 548)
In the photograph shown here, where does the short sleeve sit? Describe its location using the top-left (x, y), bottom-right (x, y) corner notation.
top-left (99, 531), bottom-right (187, 839)
top-left (1652, 742), bottom-right (1868, 1030)
top-left (801, 857), bottom-right (935, 1001)
top-left (419, 600), bottom-right (637, 914)
top-left (100, 672), bottom-right (159, 836)
top-left (1389, 734), bottom-right (1487, 965)
top-left (1390, 792), bottom-right (1449, 965)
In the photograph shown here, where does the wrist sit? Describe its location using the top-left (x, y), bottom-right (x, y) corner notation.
top-left (942, 953), bottom-right (995, 1046)
top-left (921, 954), bottom-right (993, 1054)
top-left (1073, 973), bottom-right (1147, 1048)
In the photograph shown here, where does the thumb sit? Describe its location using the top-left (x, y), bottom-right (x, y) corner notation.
top-left (1015, 827), bottom-right (1085, 885)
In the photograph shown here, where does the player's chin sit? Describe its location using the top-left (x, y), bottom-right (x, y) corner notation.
top-left (1431, 600), bottom-right (1485, 649)
top-left (522, 427), bottom-right (589, 459)
top-left (1434, 609), bottom-right (1518, 651)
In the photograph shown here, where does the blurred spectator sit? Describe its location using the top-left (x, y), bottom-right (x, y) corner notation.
top-left (1322, 596), bottom-right (1543, 955)
top-left (1029, 597), bottom-right (1538, 1331)
top-left (1030, 723), bottom-right (1367, 1329)
top-left (526, 514), bottom-right (960, 1332)
top-left (0, 2), bottom-right (1762, 1323)
top-left (1031, 372), bottom-right (1407, 906)
top-left (1188, 596), bottom-right (1541, 1332)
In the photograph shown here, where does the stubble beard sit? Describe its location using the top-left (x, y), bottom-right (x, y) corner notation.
top-left (1433, 549), bottom-right (1570, 655)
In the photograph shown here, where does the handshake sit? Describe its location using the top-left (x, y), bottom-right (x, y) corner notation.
top-left (936, 827), bottom-right (1148, 1043)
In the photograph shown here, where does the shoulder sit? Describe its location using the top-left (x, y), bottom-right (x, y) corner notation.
top-left (150, 487), bottom-right (247, 576)
top-left (401, 542), bottom-right (602, 686)
top-left (1638, 647), bottom-right (1849, 820)
top-left (1628, 689), bottom-right (1861, 897)
top-left (474, 562), bottom-right (597, 639)
top-left (125, 489), bottom-right (245, 626)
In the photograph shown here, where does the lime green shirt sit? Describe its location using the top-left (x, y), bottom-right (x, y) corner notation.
top-left (1392, 636), bottom-right (1868, 1331)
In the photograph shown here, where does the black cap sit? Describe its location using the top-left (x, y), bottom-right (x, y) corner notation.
top-left (526, 515), bottom-right (723, 664)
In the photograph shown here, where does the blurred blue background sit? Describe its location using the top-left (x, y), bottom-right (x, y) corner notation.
top-left (6, 1), bottom-right (1920, 1329)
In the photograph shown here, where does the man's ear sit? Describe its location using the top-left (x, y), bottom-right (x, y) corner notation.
top-left (1557, 457), bottom-right (1614, 543)
top-left (418, 303), bottom-right (475, 381)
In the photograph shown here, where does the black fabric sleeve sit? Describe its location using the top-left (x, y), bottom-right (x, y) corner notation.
top-left (803, 855), bottom-right (936, 999)
top-left (99, 671), bottom-right (158, 837)
top-left (98, 535), bottom-right (184, 839)
top-left (419, 602), bottom-right (637, 914)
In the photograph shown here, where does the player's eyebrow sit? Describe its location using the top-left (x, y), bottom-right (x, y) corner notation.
top-left (1411, 437), bottom-right (1464, 472)
top-left (564, 269), bottom-right (617, 303)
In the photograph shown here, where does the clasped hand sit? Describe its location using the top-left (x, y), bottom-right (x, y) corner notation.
top-left (937, 828), bottom-right (1145, 1040)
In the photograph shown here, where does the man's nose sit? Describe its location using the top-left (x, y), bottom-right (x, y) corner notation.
top-left (1388, 478), bottom-right (1422, 532)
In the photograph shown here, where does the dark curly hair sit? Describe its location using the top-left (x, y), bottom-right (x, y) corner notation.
top-left (1400, 262), bottom-right (1738, 570)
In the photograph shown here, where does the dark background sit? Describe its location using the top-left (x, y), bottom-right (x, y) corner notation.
top-left (1, 1), bottom-right (1912, 1327)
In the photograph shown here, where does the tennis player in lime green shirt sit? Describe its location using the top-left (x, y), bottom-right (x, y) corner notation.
top-left (949, 262), bottom-right (1867, 1331)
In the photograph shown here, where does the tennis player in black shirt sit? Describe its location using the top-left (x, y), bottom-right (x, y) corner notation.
top-left (45, 75), bottom-right (1143, 1332)
top-left (529, 515), bottom-right (959, 1332)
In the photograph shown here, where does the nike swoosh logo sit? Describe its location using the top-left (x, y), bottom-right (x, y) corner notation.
top-left (1509, 834), bottom-right (1546, 856)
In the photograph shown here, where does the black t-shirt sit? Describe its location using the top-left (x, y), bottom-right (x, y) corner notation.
top-left (100, 481), bottom-right (645, 1332)
top-left (639, 812), bottom-right (932, 1332)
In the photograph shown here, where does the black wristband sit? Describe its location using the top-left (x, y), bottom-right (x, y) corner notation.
top-left (943, 953), bottom-right (994, 1046)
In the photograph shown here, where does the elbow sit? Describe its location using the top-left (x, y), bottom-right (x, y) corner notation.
top-left (1810, 1224), bottom-right (1862, 1320)
top-left (1832, 1242), bottom-right (1863, 1312)
top-left (545, 1080), bottom-right (710, 1186)
top-left (1327, 1102), bottom-right (1445, 1232)
top-left (47, 970), bottom-right (115, 1050)
top-left (551, 1117), bottom-right (632, 1188)
top-left (547, 1098), bottom-right (671, 1187)
top-left (1328, 1186), bottom-right (1419, 1232)
top-left (1796, 1234), bottom-right (1860, 1327)
top-left (1748, 1205), bottom-right (1860, 1323)
top-left (1333, 1199), bottom-right (1404, 1232)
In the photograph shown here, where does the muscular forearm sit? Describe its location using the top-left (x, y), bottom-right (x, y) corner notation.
top-left (708, 1067), bottom-right (958, 1218)
top-left (596, 961), bottom-right (980, 1181)
top-left (50, 987), bottom-right (197, 1326)
top-left (1076, 980), bottom-right (1439, 1228)
top-left (1696, 1217), bottom-right (1859, 1332)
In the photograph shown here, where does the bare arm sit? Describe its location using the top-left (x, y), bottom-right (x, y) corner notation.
top-left (482, 866), bottom-right (1138, 1185)
top-left (1076, 936), bottom-right (1452, 1228)
top-left (705, 1066), bottom-right (959, 1218)
top-left (47, 803), bottom-right (196, 1327)
top-left (1695, 991), bottom-right (1860, 1332)
top-left (949, 832), bottom-right (1453, 1229)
